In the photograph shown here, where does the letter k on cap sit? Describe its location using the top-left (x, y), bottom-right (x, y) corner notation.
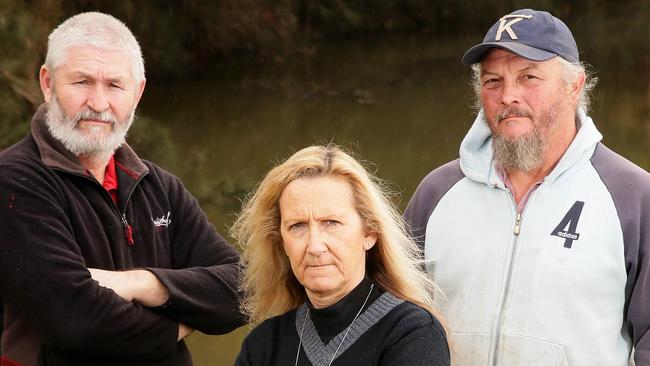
top-left (495, 14), bottom-right (533, 41)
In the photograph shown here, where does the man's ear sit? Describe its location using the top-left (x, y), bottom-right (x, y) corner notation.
top-left (570, 71), bottom-right (586, 105)
top-left (39, 65), bottom-right (53, 103)
top-left (134, 78), bottom-right (146, 106)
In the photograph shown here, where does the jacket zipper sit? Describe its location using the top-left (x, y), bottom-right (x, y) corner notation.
top-left (489, 196), bottom-right (523, 366)
top-left (513, 213), bottom-right (522, 236)
top-left (116, 174), bottom-right (145, 246)
top-left (121, 213), bottom-right (134, 246)
top-left (55, 169), bottom-right (145, 246)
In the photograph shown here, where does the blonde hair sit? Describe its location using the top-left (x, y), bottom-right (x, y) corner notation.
top-left (231, 145), bottom-right (446, 327)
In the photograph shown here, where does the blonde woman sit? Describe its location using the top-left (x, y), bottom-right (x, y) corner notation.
top-left (232, 145), bottom-right (449, 366)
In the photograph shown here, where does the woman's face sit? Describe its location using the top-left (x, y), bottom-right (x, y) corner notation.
top-left (279, 175), bottom-right (377, 307)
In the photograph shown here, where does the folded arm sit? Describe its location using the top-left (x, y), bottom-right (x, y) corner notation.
top-left (134, 167), bottom-right (246, 334)
top-left (0, 166), bottom-right (181, 359)
top-left (88, 268), bottom-right (194, 341)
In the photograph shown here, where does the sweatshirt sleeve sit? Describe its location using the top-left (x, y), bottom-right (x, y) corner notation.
top-left (145, 169), bottom-right (246, 334)
top-left (0, 165), bottom-right (179, 360)
top-left (591, 144), bottom-right (650, 363)
top-left (404, 160), bottom-right (464, 252)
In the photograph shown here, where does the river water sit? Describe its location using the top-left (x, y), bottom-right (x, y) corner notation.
top-left (138, 25), bottom-right (648, 365)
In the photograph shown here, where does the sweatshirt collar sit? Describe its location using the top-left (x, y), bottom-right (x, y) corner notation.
top-left (459, 108), bottom-right (602, 188)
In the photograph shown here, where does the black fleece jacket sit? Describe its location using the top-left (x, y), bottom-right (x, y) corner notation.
top-left (0, 105), bottom-right (245, 366)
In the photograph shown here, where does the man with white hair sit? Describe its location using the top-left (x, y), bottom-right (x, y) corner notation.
top-left (0, 12), bottom-right (244, 365)
top-left (405, 8), bottom-right (650, 365)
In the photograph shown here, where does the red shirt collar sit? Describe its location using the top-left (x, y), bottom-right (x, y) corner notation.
top-left (103, 155), bottom-right (118, 203)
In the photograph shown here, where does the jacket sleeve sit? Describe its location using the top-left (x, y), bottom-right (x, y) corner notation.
top-left (145, 169), bottom-right (246, 334)
top-left (0, 165), bottom-right (179, 360)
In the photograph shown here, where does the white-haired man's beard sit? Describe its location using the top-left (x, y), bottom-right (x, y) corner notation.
top-left (485, 103), bottom-right (562, 173)
top-left (45, 93), bottom-right (135, 158)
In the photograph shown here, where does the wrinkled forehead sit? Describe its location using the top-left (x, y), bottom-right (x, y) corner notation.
top-left (57, 45), bottom-right (135, 79)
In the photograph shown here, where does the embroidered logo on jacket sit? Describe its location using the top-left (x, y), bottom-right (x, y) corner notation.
top-left (152, 212), bottom-right (172, 227)
top-left (550, 201), bottom-right (584, 248)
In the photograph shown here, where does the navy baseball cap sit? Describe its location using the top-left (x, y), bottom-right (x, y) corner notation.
top-left (461, 9), bottom-right (579, 65)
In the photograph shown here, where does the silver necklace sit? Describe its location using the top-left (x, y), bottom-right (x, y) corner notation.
top-left (294, 283), bottom-right (375, 366)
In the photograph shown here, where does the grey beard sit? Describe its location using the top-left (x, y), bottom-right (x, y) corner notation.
top-left (45, 94), bottom-right (134, 158)
top-left (482, 84), bottom-right (572, 173)
top-left (492, 131), bottom-right (547, 172)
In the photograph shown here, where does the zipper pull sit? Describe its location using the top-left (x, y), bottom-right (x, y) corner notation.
top-left (122, 213), bottom-right (135, 246)
top-left (513, 212), bottom-right (522, 236)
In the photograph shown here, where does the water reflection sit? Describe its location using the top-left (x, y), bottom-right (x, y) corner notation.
top-left (138, 31), bottom-right (648, 365)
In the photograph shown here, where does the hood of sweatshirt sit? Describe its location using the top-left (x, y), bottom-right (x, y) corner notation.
top-left (458, 108), bottom-right (603, 189)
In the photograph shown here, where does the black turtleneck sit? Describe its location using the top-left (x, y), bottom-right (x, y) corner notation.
top-left (308, 277), bottom-right (383, 343)
top-left (235, 278), bottom-right (450, 366)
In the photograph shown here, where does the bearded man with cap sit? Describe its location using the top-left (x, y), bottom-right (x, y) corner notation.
top-left (0, 12), bottom-right (244, 366)
top-left (405, 8), bottom-right (650, 365)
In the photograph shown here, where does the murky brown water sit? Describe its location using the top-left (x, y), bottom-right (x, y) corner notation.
top-left (138, 26), bottom-right (649, 365)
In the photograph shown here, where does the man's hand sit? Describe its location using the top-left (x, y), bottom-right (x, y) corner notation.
top-left (88, 268), bottom-right (170, 307)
